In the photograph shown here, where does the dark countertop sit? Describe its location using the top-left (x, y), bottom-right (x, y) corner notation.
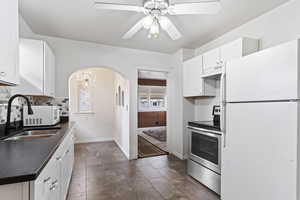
top-left (0, 122), bottom-right (74, 185)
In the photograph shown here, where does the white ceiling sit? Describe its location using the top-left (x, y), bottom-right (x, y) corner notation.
top-left (20, 0), bottom-right (289, 53)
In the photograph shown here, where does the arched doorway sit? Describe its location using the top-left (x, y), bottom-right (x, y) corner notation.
top-left (68, 67), bottom-right (130, 158)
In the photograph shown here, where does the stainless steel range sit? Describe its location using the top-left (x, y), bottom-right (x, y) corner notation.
top-left (187, 105), bottom-right (222, 195)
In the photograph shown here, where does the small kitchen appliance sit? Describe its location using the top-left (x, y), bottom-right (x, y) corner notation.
top-left (187, 105), bottom-right (222, 195)
top-left (23, 106), bottom-right (60, 127)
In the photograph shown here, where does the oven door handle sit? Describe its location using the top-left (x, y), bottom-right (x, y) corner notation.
top-left (188, 127), bottom-right (222, 138)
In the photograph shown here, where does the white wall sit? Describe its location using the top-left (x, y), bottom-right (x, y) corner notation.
top-left (69, 68), bottom-right (116, 143)
top-left (194, 0), bottom-right (300, 126)
top-left (114, 73), bottom-right (130, 158)
top-left (19, 15), bottom-right (185, 159)
top-left (196, 0), bottom-right (300, 54)
top-left (168, 49), bottom-right (195, 159)
top-left (194, 80), bottom-right (220, 121)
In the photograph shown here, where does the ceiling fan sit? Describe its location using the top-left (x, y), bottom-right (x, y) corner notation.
top-left (95, 0), bottom-right (221, 40)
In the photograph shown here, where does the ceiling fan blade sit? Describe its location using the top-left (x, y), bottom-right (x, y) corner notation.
top-left (94, 2), bottom-right (144, 12)
top-left (168, 1), bottom-right (221, 15)
top-left (122, 18), bottom-right (145, 39)
top-left (159, 17), bottom-right (182, 40)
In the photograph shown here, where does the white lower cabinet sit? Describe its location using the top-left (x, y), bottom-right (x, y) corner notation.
top-left (0, 183), bottom-right (29, 200)
top-left (59, 133), bottom-right (74, 200)
top-left (30, 128), bottom-right (74, 200)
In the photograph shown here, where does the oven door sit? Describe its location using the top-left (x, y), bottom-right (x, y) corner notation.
top-left (188, 127), bottom-right (221, 174)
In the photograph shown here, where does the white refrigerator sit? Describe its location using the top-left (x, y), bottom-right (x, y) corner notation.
top-left (221, 39), bottom-right (300, 200)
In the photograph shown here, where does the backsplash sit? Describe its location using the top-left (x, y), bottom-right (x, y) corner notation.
top-left (0, 86), bottom-right (69, 125)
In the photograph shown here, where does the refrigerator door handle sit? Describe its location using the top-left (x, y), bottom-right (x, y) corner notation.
top-left (220, 65), bottom-right (226, 148)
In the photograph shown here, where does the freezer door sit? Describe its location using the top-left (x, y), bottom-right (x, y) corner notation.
top-left (226, 40), bottom-right (299, 102)
top-left (222, 102), bottom-right (298, 200)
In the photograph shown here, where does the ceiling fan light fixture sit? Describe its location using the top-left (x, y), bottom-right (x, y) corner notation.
top-left (143, 15), bottom-right (154, 29)
top-left (94, 0), bottom-right (221, 40)
top-left (148, 18), bottom-right (160, 38)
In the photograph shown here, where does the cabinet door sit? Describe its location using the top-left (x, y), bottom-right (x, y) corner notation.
top-left (32, 161), bottom-right (54, 200)
top-left (49, 158), bottom-right (60, 200)
top-left (44, 42), bottom-right (55, 97)
top-left (60, 134), bottom-right (74, 200)
top-left (202, 48), bottom-right (220, 73)
top-left (13, 39), bottom-right (44, 95)
top-left (220, 38), bottom-right (243, 63)
top-left (0, 0), bottom-right (19, 85)
top-left (183, 55), bottom-right (204, 97)
top-left (0, 183), bottom-right (29, 200)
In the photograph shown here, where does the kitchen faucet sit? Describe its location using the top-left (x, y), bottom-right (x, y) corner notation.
top-left (5, 94), bottom-right (34, 136)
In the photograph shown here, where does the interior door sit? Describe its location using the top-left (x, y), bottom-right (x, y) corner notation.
top-left (222, 102), bottom-right (298, 200)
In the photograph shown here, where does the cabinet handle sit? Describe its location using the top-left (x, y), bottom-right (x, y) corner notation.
top-left (52, 180), bottom-right (58, 186)
top-left (43, 177), bottom-right (51, 183)
top-left (50, 185), bottom-right (56, 191)
top-left (56, 156), bottom-right (62, 161)
top-left (0, 72), bottom-right (6, 77)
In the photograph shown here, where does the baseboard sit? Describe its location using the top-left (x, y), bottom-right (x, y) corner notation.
top-left (172, 151), bottom-right (185, 160)
top-left (114, 139), bottom-right (130, 160)
top-left (75, 138), bottom-right (113, 144)
top-left (183, 154), bottom-right (189, 160)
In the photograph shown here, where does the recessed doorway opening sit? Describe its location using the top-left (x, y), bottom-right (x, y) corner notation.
top-left (137, 70), bottom-right (168, 158)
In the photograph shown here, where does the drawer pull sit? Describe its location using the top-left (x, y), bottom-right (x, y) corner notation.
top-left (43, 177), bottom-right (51, 183)
top-left (0, 72), bottom-right (6, 77)
top-left (56, 156), bottom-right (62, 161)
top-left (50, 185), bottom-right (56, 191)
top-left (52, 180), bottom-right (58, 186)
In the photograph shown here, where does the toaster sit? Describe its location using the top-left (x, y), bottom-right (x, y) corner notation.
top-left (23, 106), bottom-right (60, 127)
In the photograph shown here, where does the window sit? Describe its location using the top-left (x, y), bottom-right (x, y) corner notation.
top-left (122, 90), bottom-right (125, 107)
top-left (150, 96), bottom-right (165, 107)
top-left (138, 86), bottom-right (166, 110)
top-left (116, 93), bottom-right (119, 105)
top-left (118, 86), bottom-right (121, 106)
top-left (78, 86), bottom-right (92, 112)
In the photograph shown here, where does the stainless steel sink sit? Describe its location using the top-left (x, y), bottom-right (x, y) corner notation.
top-left (5, 130), bottom-right (58, 141)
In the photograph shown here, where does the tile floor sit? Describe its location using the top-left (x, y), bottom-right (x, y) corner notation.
top-left (67, 142), bottom-right (220, 200)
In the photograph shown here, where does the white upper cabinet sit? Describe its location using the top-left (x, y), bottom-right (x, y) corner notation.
top-left (203, 48), bottom-right (221, 75)
top-left (220, 37), bottom-right (259, 62)
top-left (44, 43), bottom-right (56, 97)
top-left (183, 55), bottom-right (215, 97)
top-left (202, 37), bottom-right (259, 76)
top-left (0, 0), bottom-right (19, 85)
top-left (13, 39), bottom-right (56, 97)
